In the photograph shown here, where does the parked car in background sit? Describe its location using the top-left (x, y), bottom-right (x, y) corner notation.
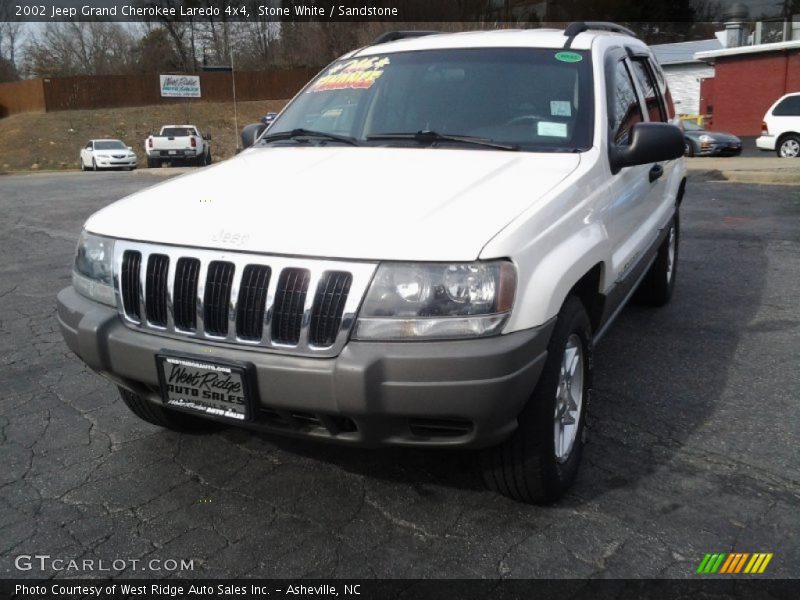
top-left (756, 92), bottom-right (800, 158)
top-left (682, 121), bottom-right (741, 157)
top-left (262, 112), bottom-right (278, 127)
top-left (145, 125), bottom-right (211, 167)
top-left (79, 139), bottom-right (137, 171)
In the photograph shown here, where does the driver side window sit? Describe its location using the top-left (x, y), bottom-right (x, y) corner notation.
top-left (610, 61), bottom-right (644, 145)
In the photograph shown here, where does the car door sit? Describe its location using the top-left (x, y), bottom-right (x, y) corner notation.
top-left (628, 54), bottom-right (678, 228)
top-left (81, 142), bottom-right (92, 165)
top-left (603, 51), bottom-right (656, 287)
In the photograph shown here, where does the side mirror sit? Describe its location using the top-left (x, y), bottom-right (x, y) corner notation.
top-left (241, 123), bottom-right (267, 149)
top-left (127, 146), bottom-right (133, 151)
top-left (610, 122), bottom-right (685, 173)
top-left (203, 134), bottom-right (211, 141)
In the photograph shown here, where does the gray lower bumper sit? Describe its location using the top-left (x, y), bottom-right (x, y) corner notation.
top-left (57, 287), bottom-right (554, 448)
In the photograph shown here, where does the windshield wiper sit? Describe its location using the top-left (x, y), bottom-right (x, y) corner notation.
top-left (261, 128), bottom-right (360, 146)
top-left (367, 130), bottom-right (519, 151)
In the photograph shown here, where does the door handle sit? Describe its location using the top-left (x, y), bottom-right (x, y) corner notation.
top-left (649, 164), bottom-right (664, 183)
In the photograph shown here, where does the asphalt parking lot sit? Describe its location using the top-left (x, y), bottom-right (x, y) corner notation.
top-left (1, 170), bottom-right (798, 579)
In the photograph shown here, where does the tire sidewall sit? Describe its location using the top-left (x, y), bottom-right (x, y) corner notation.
top-left (523, 297), bottom-right (593, 499)
top-left (665, 215), bottom-right (679, 293)
top-left (778, 136), bottom-right (800, 158)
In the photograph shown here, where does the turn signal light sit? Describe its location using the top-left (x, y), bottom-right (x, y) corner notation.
top-left (191, 137), bottom-right (197, 148)
top-left (761, 121), bottom-right (768, 134)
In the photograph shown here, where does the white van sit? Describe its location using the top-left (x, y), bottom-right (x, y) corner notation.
top-left (756, 92), bottom-right (800, 157)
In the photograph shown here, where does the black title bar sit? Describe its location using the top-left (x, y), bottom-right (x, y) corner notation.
top-left (2, 0), bottom-right (792, 23)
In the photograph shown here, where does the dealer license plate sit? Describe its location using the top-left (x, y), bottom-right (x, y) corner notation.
top-left (156, 355), bottom-right (249, 421)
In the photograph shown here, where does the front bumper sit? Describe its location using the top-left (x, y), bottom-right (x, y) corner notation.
top-left (97, 160), bottom-right (137, 168)
top-left (696, 142), bottom-right (742, 156)
top-left (57, 287), bottom-right (553, 448)
top-left (756, 135), bottom-right (776, 151)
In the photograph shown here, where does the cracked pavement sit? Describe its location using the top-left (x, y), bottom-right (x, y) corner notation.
top-left (0, 171), bottom-right (798, 579)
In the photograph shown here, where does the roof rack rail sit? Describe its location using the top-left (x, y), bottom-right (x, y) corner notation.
top-left (564, 21), bottom-right (637, 39)
top-left (372, 31), bottom-right (440, 45)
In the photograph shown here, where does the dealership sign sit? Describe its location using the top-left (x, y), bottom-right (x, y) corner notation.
top-left (159, 75), bottom-right (201, 98)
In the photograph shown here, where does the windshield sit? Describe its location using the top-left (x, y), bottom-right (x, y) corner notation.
top-left (269, 48), bottom-right (594, 152)
top-left (94, 141), bottom-right (126, 150)
top-left (161, 128), bottom-right (195, 137)
top-left (682, 121), bottom-right (704, 132)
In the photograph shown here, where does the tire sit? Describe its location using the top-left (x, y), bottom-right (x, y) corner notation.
top-left (79, 158), bottom-right (86, 171)
top-left (91, 158), bottom-right (97, 171)
top-left (480, 296), bottom-right (593, 504)
top-left (684, 140), bottom-right (695, 157)
top-left (147, 157), bottom-right (159, 168)
top-left (118, 388), bottom-right (222, 433)
top-left (777, 135), bottom-right (800, 158)
top-left (634, 214), bottom-right (679, 307)
top-left (204, 150), bottom-right (212, 166)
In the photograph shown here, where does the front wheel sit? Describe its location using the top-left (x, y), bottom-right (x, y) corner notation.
top-left (91, 158), bottom-right (97, 171)
top-left (684, 140), bottom-right (695, 157)
top-left (480, 296), bottom-right (592, 504)
top-left (777, 135), bottom-right (800, 158)
top-left (79, 158), bottom-right (86, 171)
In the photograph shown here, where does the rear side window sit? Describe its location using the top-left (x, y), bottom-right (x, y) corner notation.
top-left (773, 96), bottom-right (800, 116)
top-left (611, 61), bottom-right (644, 145)
top-left (630, 59), bottom-right (666, 122)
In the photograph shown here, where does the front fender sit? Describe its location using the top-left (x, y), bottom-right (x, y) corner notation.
top-left (503, 223), bottom-right (610, 333)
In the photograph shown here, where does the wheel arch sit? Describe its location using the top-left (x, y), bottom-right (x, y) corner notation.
top-left (506, 223), bottom-right (611, 333)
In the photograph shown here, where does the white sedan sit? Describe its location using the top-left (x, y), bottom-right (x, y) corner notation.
top-left (79, 139), bottom-right (138, 171)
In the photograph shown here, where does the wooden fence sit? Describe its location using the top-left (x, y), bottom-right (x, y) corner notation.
top-left (0, 68), bottom-right (320, 117)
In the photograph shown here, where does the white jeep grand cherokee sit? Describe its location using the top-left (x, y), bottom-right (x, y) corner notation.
top-left (57, 23), bottom-right (686, 504)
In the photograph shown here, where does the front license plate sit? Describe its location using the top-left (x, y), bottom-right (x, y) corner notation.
top-left (168, 150), bottom-right (177, 155)
top-left (156, 355), bottom-right (250, 421)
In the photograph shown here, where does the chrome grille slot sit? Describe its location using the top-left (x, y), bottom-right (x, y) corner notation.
top-left (203, 261), bottom-right (235, 337)
top-left (236, 265), bottom-right (271, 340)
top-left (310, 271), bottom-right (352, 347)
top-left (113, 242), bottom-right (376, 358)
top-left (173, 258), bottom-right (200, 331)
top-left (120, 250), bottom-right (142, 321)
top-left (272, 268), bottom-right (310, 345)
top-left (145, 254), bottom-right (169, 326)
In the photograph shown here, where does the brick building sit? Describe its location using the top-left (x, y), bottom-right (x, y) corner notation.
top-left (695, 41), bottom-right (800, 136)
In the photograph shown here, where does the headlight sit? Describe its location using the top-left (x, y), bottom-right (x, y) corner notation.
top-left (353, 261), bottom-right (516, 340)
top-left (699, 134), bottom-right (713, 143)
top-left (72, 231), bottom-right (116, 306)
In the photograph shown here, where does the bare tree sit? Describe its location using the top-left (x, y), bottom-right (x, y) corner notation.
top-left (22, 22), bottom-right (136, 78)
top-left (0, 3), bottom-right (25, 80)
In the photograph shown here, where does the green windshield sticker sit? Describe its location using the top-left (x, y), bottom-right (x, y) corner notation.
top-left (555, 52), bottom-right (583, 63)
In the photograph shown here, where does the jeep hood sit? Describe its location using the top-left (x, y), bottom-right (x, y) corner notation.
top-left (86, 147), bottom-right (581, 261)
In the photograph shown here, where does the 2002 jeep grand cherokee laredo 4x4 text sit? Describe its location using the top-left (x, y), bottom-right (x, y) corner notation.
top-left (57, 23), bottom-right (687, 504)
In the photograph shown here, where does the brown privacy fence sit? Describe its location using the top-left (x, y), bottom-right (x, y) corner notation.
top-left (0, 68), bottom-right (321, 117)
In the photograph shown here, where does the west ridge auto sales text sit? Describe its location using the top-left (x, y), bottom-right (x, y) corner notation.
top-left (34, 4), bottom-right (399, 18)
top-left (16, 583), bottom-right (358, 596)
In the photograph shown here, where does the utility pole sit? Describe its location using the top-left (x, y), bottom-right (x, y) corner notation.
top-left (230, 45), bottom-right (240, 153)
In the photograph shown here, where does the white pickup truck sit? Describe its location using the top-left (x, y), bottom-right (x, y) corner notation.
top-left (145, 125), bottom-right (211, 167)
top-left (58, 24), bottom-right (686, 504)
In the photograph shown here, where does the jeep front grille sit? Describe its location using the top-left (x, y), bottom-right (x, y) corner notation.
top-left (113, 242), bottom-right (377, 357)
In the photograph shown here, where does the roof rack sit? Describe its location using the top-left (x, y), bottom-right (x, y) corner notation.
top-left (372, 31), bottom-right (440, 45)
top-left (564, 21), bottom-right (637, 40)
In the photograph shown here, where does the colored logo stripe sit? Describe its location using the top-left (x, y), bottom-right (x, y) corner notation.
top-left (697, 552), bottom-right (773, 574)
